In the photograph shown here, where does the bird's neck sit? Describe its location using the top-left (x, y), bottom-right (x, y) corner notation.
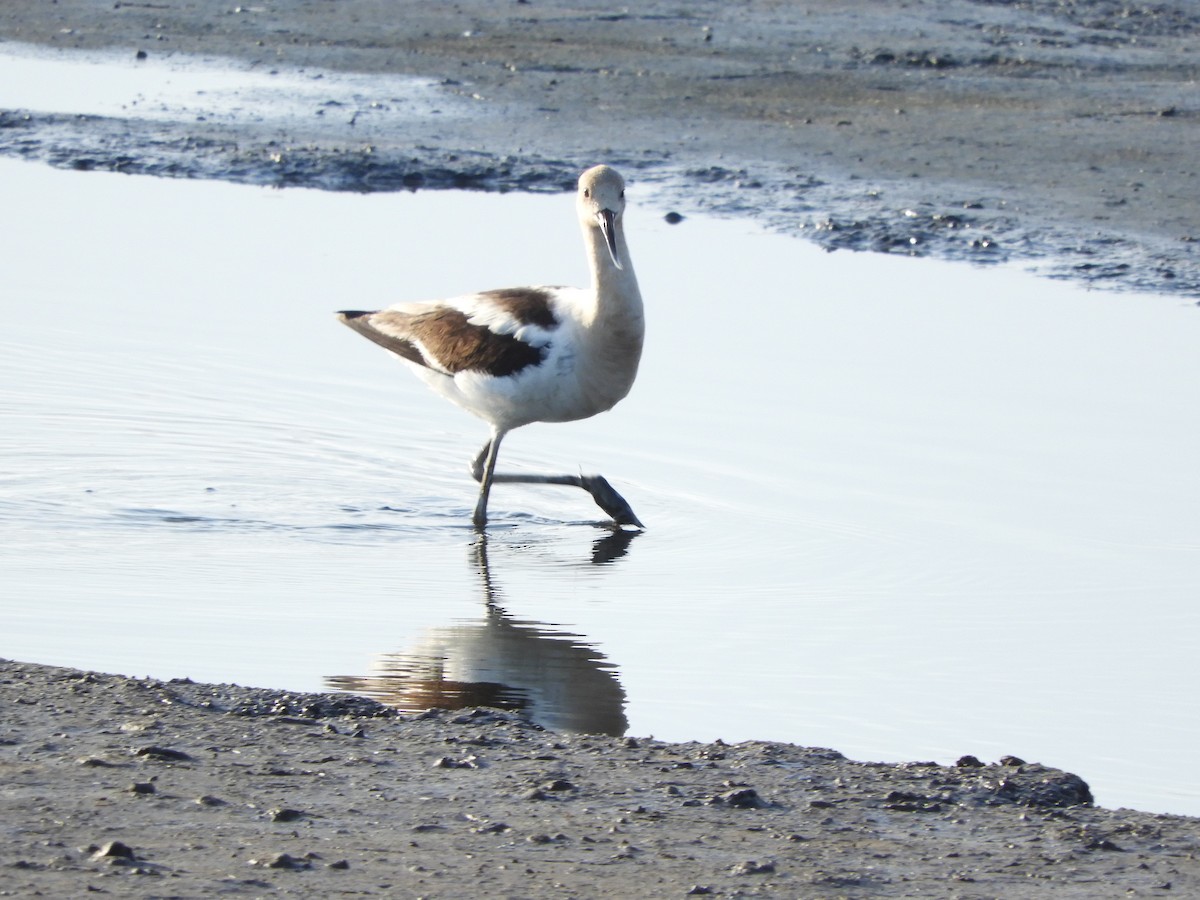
top-left (581, 224), bottom-right (644, 408)
top-left (585, 224), bottom-right (643, 326)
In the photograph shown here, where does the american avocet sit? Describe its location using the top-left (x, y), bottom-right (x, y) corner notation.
top-left (338, 165), bottom-right (645, 529)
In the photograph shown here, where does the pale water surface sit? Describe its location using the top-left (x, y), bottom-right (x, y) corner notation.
top-left (0, 40), bottom-right (458, 133)
top-left (2, 157), bottom-right (1198, 817)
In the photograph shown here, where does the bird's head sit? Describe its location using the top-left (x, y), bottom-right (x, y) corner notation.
top-left (577, 165), bottom-right (626, 270)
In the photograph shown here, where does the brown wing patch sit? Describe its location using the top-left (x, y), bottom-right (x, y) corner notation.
top-left (479, 288), bottom-right (559, 329)
top-left (338, 310), bottom-right (427, 368)
top-left (339, 308), bottom-right (545, 377)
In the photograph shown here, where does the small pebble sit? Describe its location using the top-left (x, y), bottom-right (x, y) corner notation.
top-left (473, 822), bottom-right (510, 834)
top-left (715, 787), bottom-right (768, 809)
top-left (729, 859), bottom-right (775, 876)
top-left (77, 756), bottom-right (118, 768)
top-left (433, 755), bottom-right (479, 769)
top-left (256, 852), bottom-right (309, 869)
top-left (135, 746), bottom-right (193, 762)
top-left (91, 840), bottom-right (135, 861)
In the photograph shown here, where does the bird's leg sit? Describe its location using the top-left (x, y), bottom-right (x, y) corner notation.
top-left (579, 475), bottom-right (645, 530)
top-left (470, 434), bottom-right (643, 528)
top-left (487, 471), bottom-right (644, 529)
top-left (470, 440), bottom-right (493, 484)
top-left (470, 432), bottom-right (505, 529)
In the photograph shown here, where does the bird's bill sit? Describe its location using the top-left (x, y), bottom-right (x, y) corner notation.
top-left (598, 209), bottom-right (623, 270)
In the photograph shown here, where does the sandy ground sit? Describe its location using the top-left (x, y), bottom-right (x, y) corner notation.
top-left (1, 0), bottom-right (1199, 295)
top-left (4, 658), bottom-right (1199, 898)
top-left (3, 2), bottom-right (1200, 896)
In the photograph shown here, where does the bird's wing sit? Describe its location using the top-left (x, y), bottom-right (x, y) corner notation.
top-left (338, 288), bottom-right (564, 378)
top-left (338, 309), bottom-right (430, 369)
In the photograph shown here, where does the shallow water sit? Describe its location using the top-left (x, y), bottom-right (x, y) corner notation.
top-left (2, 157), bottom-right (1198, 817)
top-left (0, 41), bottom-right (457, 133)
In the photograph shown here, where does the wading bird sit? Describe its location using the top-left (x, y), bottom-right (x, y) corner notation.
top-left (337, 165), bottom-right (645, 529)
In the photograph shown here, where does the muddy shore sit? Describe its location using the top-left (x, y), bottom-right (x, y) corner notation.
top-left (4, 2), bottom-right (1200, 896)
top-left (1, 0), bottom-right (1199, 296)
top-left (5, 658), bottom-right (1199, 898)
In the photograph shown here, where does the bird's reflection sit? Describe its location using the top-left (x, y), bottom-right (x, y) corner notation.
top-left (326, 529), bottom-right (639, 735)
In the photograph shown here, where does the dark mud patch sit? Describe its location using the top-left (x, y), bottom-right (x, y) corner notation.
top-left (0, 109), bottom-right (582, 194)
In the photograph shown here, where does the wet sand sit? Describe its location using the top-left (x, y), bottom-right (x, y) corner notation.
top-left (5, 657), bottom-right (1199, 897)
top-left (3, 1), bottom-right (1200, 895)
